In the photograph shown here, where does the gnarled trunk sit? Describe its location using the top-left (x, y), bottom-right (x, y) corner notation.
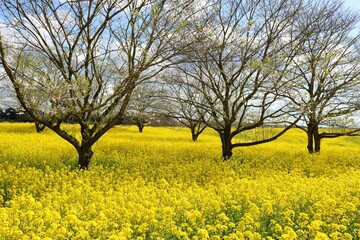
top-left (191, 130), bottom-right (199, 141)
top-left (314, 129), bottom-right (321, 153)
top-left (190, 126), bottom-right (200, 141)
top-left (77, 146), bottom-right (93, 170)
top-left (307, 122), bottom-right (321, 153)
top-left (307, 127), bottom-right (314, 153)
top-left (78, 126), bottom-right (93, 169)
top-left (219, 127), bottom-right (233, 160)
top-left (136, 119), bottom-right (145, 133)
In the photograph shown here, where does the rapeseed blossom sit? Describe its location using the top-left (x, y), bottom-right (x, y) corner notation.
top-left (0, 123), bottom-right (360, 239)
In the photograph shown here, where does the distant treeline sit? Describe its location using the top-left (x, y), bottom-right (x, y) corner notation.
top-left (0, 108), bottom-right (33, 122)
top-left (0, 107), bottom-right (178, 126)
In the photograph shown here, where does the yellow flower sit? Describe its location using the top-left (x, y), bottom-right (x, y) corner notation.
top-left (281, 226), bottom-right (297, 240)
top-left (343, 233), bottom-right (353, 240)
top-left (194, 228), bottom-right (209, 240)
top-left (314, 232), bottom-right (329, 240)
top-left (309, 220), bottom-right (324, 233)
top-left (273, 223), bottom-right (283, 234)
top-left (11, 229), bottom-right (24, 238)
top-left (262, 200), bottom-right (274, 215)
top-left (217, 212), bottom-right (230, 223)
top-left (211, 235), bottom-right (221, 240)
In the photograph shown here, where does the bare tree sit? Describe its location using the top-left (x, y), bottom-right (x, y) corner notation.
top-left (0, 0), bottom-right (194, 169)
top-left (161, 74), bottom-right (208, 141)
top-left (284, 0), bottom-right (360, 153)
top-left (126, 83), bottom-right (161, 132)
top-left (173, 0), bottom-right (305, 160)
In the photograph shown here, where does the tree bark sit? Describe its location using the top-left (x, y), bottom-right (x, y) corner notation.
top-left (307, 123), bottom-right (314, 153)
top-left (35, 121), bottom-right (46, 133)
top-left (191, 131), bottom-right (199, 141)
top-left (77, 126), bottom-right (93, 169)
top-left (219, 127), bottom-right (233, 160)
top-left (136, 120), bottom-right (144, 133)
top-left (77, 146), bottom-right (93, 170)
top-left (307, 122), bottom-right (321, 153)
top-left (190, 125), bottom-right (199, 141)
top-left (314, 126), bottom-right (321, 153)
top-left (189, 122), bottom-right (206, 141)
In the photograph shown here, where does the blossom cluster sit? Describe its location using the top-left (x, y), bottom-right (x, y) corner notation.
top-left (0, 123), bottom-right (360, 239)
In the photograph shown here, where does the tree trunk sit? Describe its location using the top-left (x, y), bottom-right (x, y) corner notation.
top-left (307, 124), bottom-right (314, 153)
top-left (136, 120), bottom-right (144, 133)
top-left (190, 126), bottom-right (199, 141)
top-left (307, 122), bottom-right (321, 154)
top-left (191, 132), bottom-right (199, 141)
top-left (190, 123), bottom-right (206, 141)
top-left (314, 126), bottom-right (321, 153)
top-left (77, 146), bottom-right (93, 170)
top-left (35, 121), bottom-right (45, 133)
top-left (137, 122), bottom-right (144, 132)
top-left (78, 126), bottom-right (93, 169)
top-left (219, 127), bottom-right (233, 160)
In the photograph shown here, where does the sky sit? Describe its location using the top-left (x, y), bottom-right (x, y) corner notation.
top-left (344, 0), bottom-right (360, 11)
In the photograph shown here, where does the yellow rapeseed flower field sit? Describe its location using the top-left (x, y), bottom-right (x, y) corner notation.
top-left (1, 123), bottom-right (360, 239)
